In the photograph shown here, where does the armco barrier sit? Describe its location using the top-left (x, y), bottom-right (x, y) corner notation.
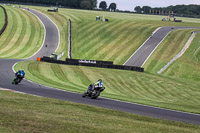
top-left (0, 5), bottom-right (8, 36)
top-left (40, 57), bottom-right (144, 72)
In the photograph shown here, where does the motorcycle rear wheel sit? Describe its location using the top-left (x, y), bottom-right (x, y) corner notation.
top-left (82, 92), bottom-right (87, 97)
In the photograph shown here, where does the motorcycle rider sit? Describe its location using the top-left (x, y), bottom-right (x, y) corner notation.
top-left (82, 79), bottom-right (105, 97)
top-left (15, 69), bottom-right (25, 82)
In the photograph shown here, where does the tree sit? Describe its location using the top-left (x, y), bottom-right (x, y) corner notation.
top-left (79, 0), bottom-right (97, 9)
top-left (80, 0), bottom-right (92, 9)
top-left (109, 3), bottom-right (116, 12)
top-left (99, 1), bottom-right (107, 10)
top-left (90, 0), bottom-right (97, 8)
top-left (142, 6), bottom-right (151, 14)
top-left (134, 6), bottom-right (141, 13)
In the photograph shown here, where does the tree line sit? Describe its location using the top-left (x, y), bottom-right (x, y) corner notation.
top-left (99, 1), bottom-right (116, 11)
top-left (3, 0), bottom-right (97, 9)
top-left (134, 5), bottom-right (200, 18)
top-left (4, 0), bottom-right (200, 18)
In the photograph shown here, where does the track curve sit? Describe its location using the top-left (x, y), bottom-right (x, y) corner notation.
top-left (124, 26), bottom-right (197, 67)
top-left (0, 7), bottom-right (200, 125)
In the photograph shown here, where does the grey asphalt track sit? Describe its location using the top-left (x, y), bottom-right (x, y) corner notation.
top-left (124, 26), bottom-right (197, 67)
top-left (22, 8), bottom-right (59, 60)
top-left (0, 8), bottom-right (200, 125)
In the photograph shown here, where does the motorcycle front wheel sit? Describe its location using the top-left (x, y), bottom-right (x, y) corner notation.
top-left (91, 90), bottom-right (100, 99)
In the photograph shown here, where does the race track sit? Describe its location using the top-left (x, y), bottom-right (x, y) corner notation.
top-left (0, 7), bottom-right (200, 125)
top-left (124, 27), bottom-right (196, 67)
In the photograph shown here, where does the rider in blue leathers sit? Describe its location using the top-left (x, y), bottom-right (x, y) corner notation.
top-left (15, 69), bottom-right (25, 82)
top-left (89, 79), bottom-right (104, 92)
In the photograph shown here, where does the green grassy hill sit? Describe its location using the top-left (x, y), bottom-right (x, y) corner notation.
top-left (30, 6), bottom-right (200, 64)
top-left (0, 6), bottom-right (44, 59)
top-left (1, 5), bottom-right (200, 131)
top-left (1, 90), bottom-right (200, 133)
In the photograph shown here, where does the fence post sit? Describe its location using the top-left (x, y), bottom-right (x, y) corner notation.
top-left (68, 19), bottom-right (72, 59)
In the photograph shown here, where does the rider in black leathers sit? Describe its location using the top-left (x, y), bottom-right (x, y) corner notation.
top-left (82, 79), bottom-right (105, 97)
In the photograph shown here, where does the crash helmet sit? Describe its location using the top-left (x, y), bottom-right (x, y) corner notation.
top-left (98, 79), bottom-right (102, 82)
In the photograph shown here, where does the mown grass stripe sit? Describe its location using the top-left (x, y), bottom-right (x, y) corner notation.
top-left (3, 9), bottom-right (27, 57)
top-left (0, 7), bottom-right (16, 50)
top-left (79, 21), bottom-right (130, 59)
top-left (75, 20), bottom-right (122, 53)
top-left (97, 72), bottom-right (127, 96)
top-left (0, 9), bottom-right (22, 55)
top-left (12, 10), bottom-right (32, 58)
top-left (98, 23), bottom-right (151, 61)
top-left (63, 66), bottom-right (88, 88)
top-left (14, 9), bottom-right (37, 58)
top-left (94, 21), bottom-right (140, 59)
top-left (0, 7), bottom-right (44, 59)
top-left (28, 62), bottom-right (78, 90)
top-left (149, 80), bottom-right (175, 101)
top-left (50, 64), bottom-right (85, 89)
top-left (116, 74), bottom-right (143, 98)
top-left (62, 11), bottom-right (82, 21)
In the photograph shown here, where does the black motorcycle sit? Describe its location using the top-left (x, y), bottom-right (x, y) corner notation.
top-left (12, 74), bottom-right (23, 85)
top-left (82, 84), bottom-right (105, 99)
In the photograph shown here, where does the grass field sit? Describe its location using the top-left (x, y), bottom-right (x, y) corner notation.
top-left (0, 6), bottom-right (44, 59)
top-left (1, 90), bottom-right (200, 133)
top-left (29, 6), bottom-right (200, 64)
top-left (162, 33), bottom-right (200, 81)
top-left (0, 6), bottom-right (5, 30)
top-left (1, 5), bottom-right (200, 131)
top-left (15, 61), bottom-right (200, 114)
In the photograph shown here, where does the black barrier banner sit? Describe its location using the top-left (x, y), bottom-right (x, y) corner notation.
top-left (65, 59), bottom-right (113, 65)
top-left (79, 59), bottom-right (96, 64)
top-left (41, 57), bottom-right (144, 72)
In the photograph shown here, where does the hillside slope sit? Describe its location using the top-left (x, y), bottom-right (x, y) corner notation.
top-left (0, 6), bottom-right (44, 59)
top-left (30, 6), bottom-right (200, 64)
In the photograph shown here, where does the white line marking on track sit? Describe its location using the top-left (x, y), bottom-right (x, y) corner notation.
top-left (141, 30), bottom-right (172, 67)
top-left (123, 27), bottom-right (161, 66)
